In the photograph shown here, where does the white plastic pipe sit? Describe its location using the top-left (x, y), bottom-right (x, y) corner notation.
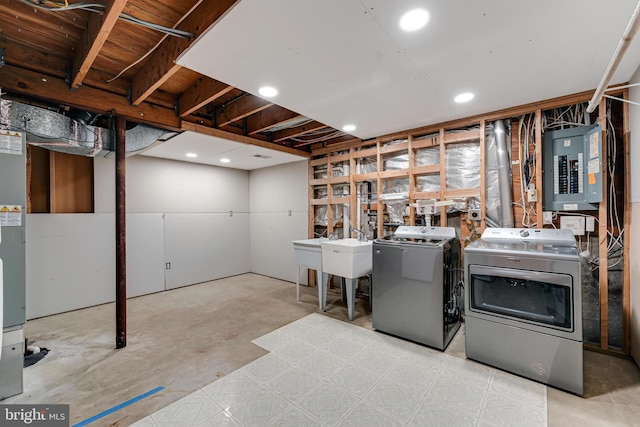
top-left (587, 0), bottom-right (640, 113)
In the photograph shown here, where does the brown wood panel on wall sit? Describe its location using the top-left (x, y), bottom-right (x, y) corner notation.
top-left (27, 145), bottom-right (51, 213)
top-left (50, 151), bottom-right (94, 213)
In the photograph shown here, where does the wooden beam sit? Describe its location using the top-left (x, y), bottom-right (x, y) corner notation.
top-left (535, 110), bottom-right (543, 228)
top-left (623, 88), bottom-right (631, 354)
top-left (294, 133), bottom-right (352, 148)
top-left (70, 0), bottom-right (128, 89)
top-left (215, 96), bottom-right (273, 127)
top-left (0, 64), bottom-right (181, 130)
top-left (178, 76), bottom-right (234, 117)
top-left (245, 107), bottom-right (301, 135)
top-left (115, 115), bottom-right (127, 349)
top-left (130, 0), bottom-right (240, 105)
top-left (272, 121), bottom-right (326, 142)
top-left (598, 98), bottom-right (609, 350)
top-left (180, 121), bottom-right (310, 158)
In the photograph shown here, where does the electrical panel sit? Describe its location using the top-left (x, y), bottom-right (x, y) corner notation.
top-left (543, 124), bottom-right (602, 211)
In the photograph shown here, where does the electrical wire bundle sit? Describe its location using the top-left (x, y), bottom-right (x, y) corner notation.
top-left (21, 0), bottom-right (195, 39)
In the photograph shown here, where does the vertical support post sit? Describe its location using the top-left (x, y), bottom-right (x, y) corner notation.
top-left (479, 120), bottom-right (486, 232)
top-left (598, 99), bottom-right (609, 350)
top-left (407, 135), bottom-right (415, 226)
top-left (115, 115), bottom-right (127, 349)
top-left (376, 139), bottom-right (383, 237)
top-left (535, 109), bottom-right (543, 228)
top-left (622, 88), bottom-right (631, 354)
top-left (439, 129), bottom-right (446, 226)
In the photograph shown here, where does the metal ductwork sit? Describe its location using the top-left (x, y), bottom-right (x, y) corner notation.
top-left (494, 120), bottom-right (515, 228)
top-left (0, 99), bottom-right (178, 157)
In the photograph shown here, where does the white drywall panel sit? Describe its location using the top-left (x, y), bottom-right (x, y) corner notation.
top-left (94, 155), bottom-right (250, 213)
top-left (249, 160), bottom-right (308, 211)
top-left (164, 212), bottom-right (250, 289)
top-left (127, 213), bottom-right (165, 298)
top-left (249, 211), bottom-right (308, 283)
top-left (632, 204), bottom-right (640, 365)
top-left (26, 214), bottom-right (115, 319)
top-left (26, 213), bottom-right (166, 318)
top-left (249, 161), bottom-right (309, 282)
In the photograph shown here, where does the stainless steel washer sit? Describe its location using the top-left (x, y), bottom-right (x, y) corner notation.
top-left (464, 228), bottom-right (583, 395)
top-left (372, 226), bottom-right (462, 350)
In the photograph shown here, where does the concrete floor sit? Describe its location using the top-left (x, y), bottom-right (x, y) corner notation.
top-left (4, 273), bottom-right (640, 426)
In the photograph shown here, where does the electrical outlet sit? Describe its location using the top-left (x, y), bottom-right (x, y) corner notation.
top-left (585, 216), bottom-right (595, 232)
top-left (527, 187), bottom-right (538, 203)
top-left (560, 216), bottom-right (585, 235)
top-left (468, 209), bottom-right (481, 221)
top-left (543, 211), bottom-right (553, 225)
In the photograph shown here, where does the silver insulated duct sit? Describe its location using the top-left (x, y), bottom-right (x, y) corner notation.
top-left (494, 120), bottom-right (514, 228)
top-left (0, 99), bottom-right (178, 157)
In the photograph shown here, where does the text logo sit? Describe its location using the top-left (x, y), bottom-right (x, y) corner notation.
top-left (1, 405), bottom-right (69, 426)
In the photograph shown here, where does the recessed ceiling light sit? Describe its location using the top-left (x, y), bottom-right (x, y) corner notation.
top-left (220, 158), bottom-right (230, 163)
top-left (185, 152), bottom-right (198, 158)
top-left (454, 92), bottom-right (474, 103)
top-left (342, 124), bottom-right (356, 132)
top-left (399, 9), bottom-right (429, 32)
top-left (258, 86), bottom-right (278, 98)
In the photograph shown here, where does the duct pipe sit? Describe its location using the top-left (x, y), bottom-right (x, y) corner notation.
top-left (494, 120), bottom-right (514, 228)
top-left (115, 116), bottom-right (127, 350)
top-left (587, 0), bottom-right (640, 113)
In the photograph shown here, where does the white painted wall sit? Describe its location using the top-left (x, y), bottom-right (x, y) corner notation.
top-left (26, 155), bottom-right (251, 319)
top-left (26, 213), bottom-right (165, 318)
top-left (629, 68), bottom-right (640, 365)
top-left (249, 160), bottom-right (309, 282)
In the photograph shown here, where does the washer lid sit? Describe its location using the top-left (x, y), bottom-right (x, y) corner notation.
top-left (393, 225), bottom-right (456, 240)
top-left (480, 227), bottom-right (577, 246)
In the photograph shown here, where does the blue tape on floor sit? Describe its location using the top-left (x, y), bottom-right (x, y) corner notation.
top-left (72, 386), bottom-right (165, 427)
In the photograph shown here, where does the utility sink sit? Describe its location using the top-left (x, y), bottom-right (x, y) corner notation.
top-left (320, 238), bottom-right (373, 279)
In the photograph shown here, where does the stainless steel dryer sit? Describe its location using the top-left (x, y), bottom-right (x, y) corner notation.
top-left (464, 228), bottom-right (583, 395)
top-left (372, 226), bottom-right (462, 350)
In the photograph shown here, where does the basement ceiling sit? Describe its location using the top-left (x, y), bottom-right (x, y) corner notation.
top-left (141, 131), bottom-right (308, 170)
top-left (178, 0), bottom-right (640, 140)
top-left (1, 0), bottom-right (640, 167)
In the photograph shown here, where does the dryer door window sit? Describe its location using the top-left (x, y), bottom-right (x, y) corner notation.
top-left (468, 265), bottom-right (574, 331)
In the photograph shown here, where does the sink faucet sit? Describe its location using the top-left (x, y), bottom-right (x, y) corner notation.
top-left (350, 227), bottom-right (367, 242)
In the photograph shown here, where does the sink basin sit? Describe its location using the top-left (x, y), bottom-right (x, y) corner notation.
top-left (320, 238), bottom-right (373, 279)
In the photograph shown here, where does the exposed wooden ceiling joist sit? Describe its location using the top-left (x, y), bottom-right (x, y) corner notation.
top-left (215, 96), bottom-right (273, 128)
top-left (271, 121), bottom-right (327, 143)
top-left (178, 76), bottom-right (234, 117)
top-left (0, 64), bottom-right (181, 130)
top-left (245, 107), bottom-right (301, 135)
top-left (70, 0), bottom-right (129, 89)
top-left (129, 0), bottom-right (240, 106)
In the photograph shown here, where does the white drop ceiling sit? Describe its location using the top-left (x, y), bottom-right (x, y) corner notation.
top-left (178, 0), bottom-right (640, 141)
top-left (148, 0), bottom-right (640, 169)
top-left (140, 131), bottom-right (307, 170)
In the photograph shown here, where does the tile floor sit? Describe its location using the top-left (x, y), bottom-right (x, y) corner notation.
top-left (132, 313), bottom-right (547, 427)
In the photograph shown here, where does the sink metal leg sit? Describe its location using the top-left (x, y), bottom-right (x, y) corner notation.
top-left (346, 278), bottom-right (357, 321)
top-left (321, 273), bottom-right (329, 312)
top-left (296, 266), bottom-right (301, 303)
top-left (316, 270), bottom-right (323, 310)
